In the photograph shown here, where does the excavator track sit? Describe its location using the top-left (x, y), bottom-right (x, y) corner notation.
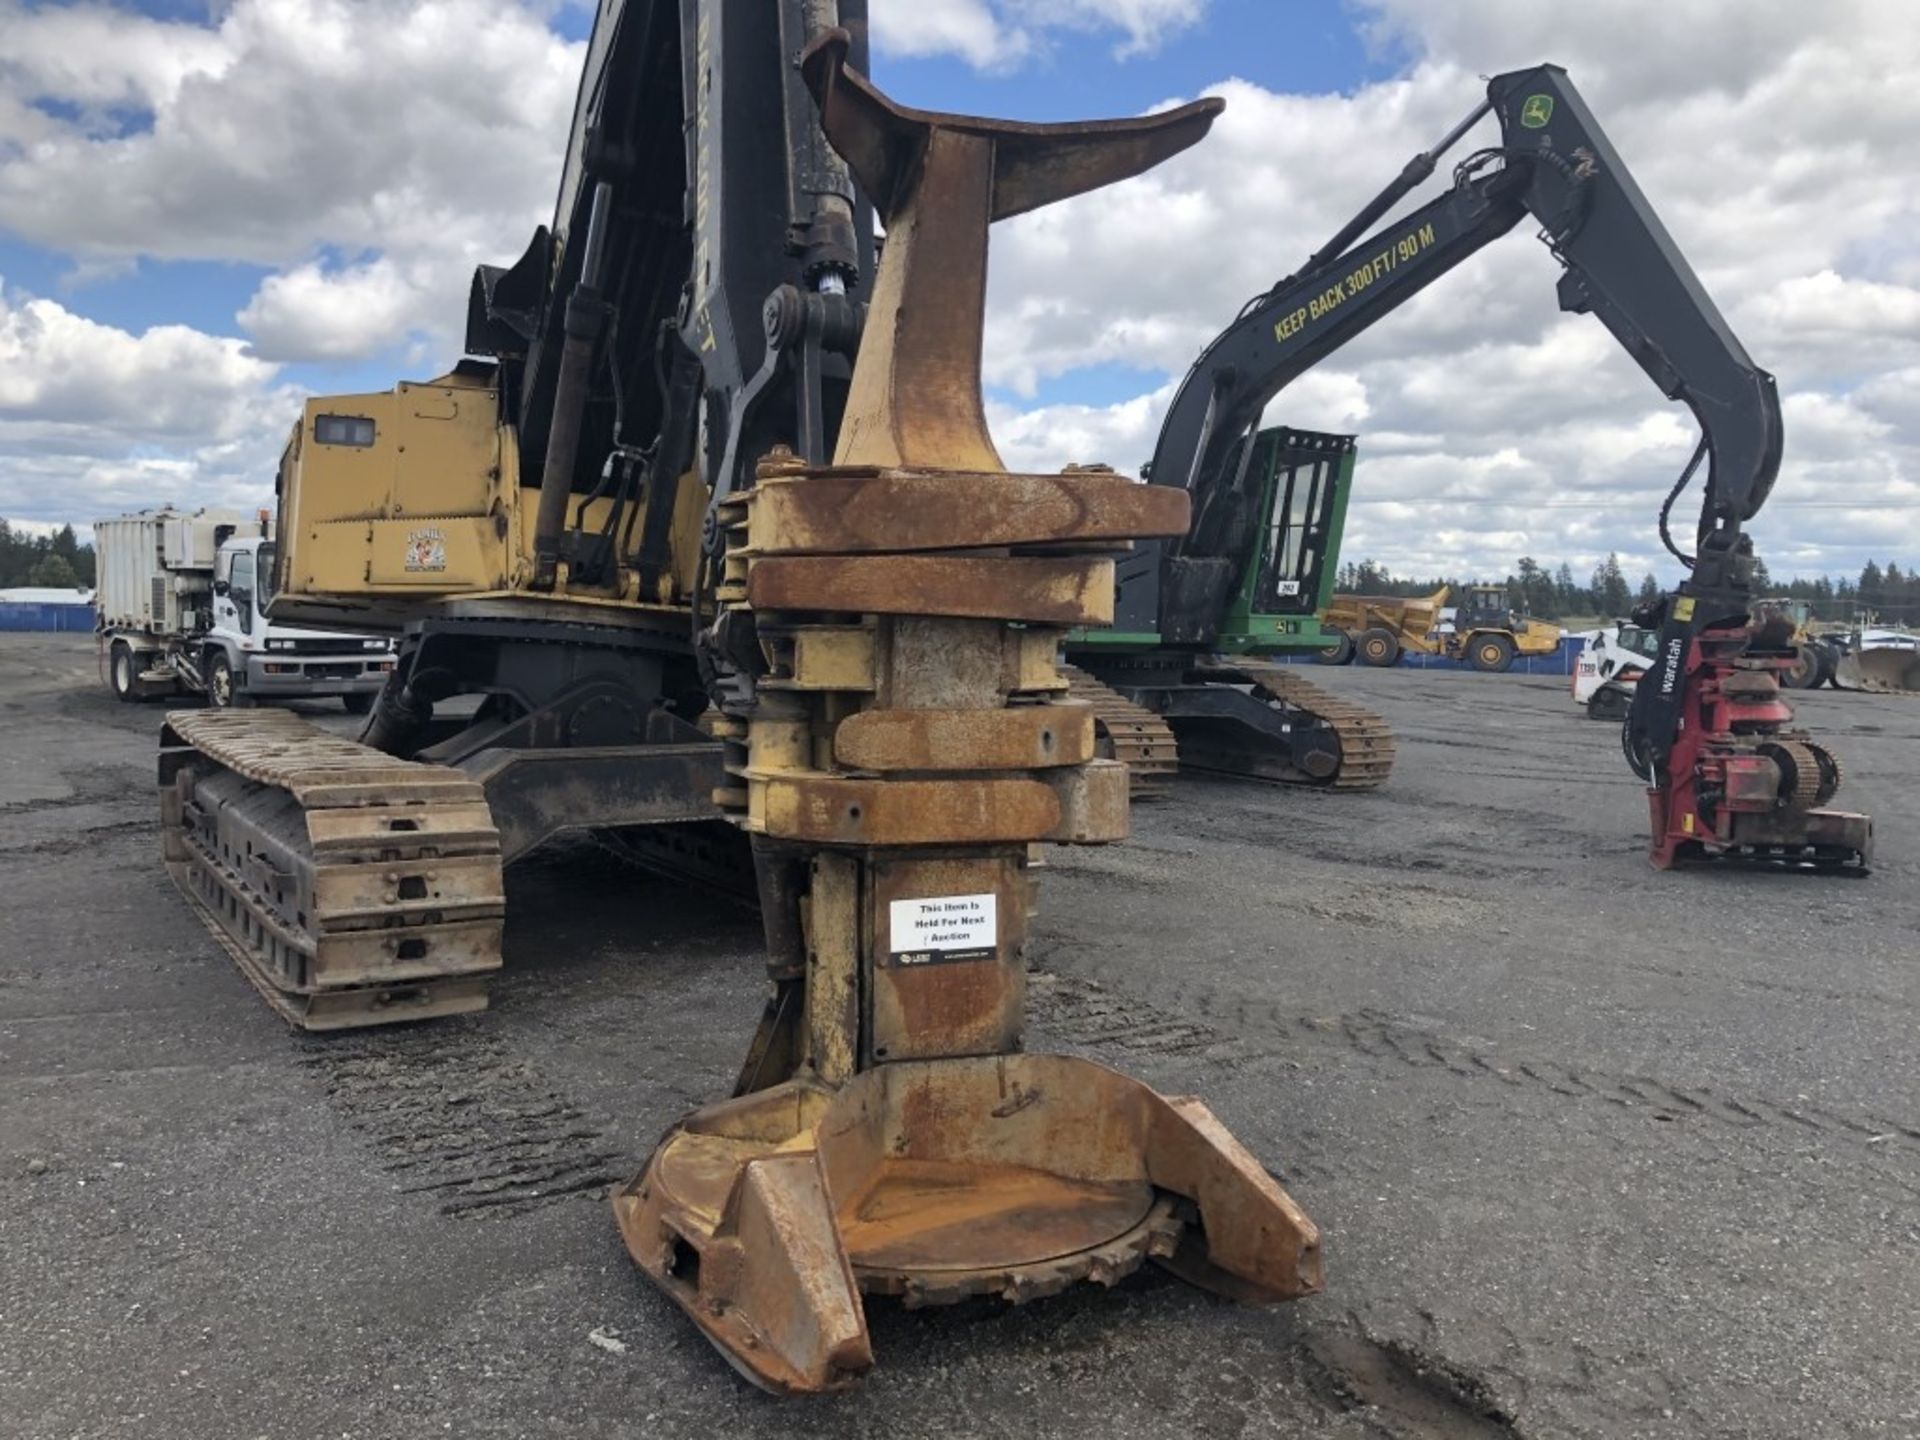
top-left (158, 709), bottom-right (505, 1030)
top-left (1194, 659), bottom-right (1397, 791)
top-left (1061, 665), bottom-right (1180, 795)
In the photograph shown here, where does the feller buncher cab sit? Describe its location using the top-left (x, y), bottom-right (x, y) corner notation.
top-left (1202, 427), bottom-right (1355, 655)
top-left (270, 371), bottom-right (708, 618)
top-left (1065, 428), bottom-right (1399, 793)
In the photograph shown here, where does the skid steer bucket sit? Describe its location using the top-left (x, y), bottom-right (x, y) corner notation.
top-left (617, 30), bottom-right (1318, 1391)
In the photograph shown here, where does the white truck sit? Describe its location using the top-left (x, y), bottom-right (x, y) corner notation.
top-left (94, 507), bottom-right (393, 711)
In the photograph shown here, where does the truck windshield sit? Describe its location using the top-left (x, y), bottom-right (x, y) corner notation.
top-left (257, 542), bottom-right (278, 607)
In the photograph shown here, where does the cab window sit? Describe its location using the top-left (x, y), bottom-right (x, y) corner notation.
top-left (1620, 625), bottom-right (1658, 660)
top-left (228, 552), bottom-right (256, 634)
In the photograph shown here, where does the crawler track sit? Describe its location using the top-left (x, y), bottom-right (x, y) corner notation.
top-left (159, 709), bottom-right (504, 1029)
top-left (1065, 659), bottom-right (1396, 793)
top-left (1207, 659), bottom-right (1397, 790)
top-left (1062, 665), bottom-right (1180, 795)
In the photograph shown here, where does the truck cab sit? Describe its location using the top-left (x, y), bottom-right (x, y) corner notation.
top-left (210, 535), bottom-right (394, 710)
top-left (96, 505), bottom-right (393, 712)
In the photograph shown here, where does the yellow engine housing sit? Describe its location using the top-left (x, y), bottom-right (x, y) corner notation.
top-left (272, 363), bottom-right (705, 631)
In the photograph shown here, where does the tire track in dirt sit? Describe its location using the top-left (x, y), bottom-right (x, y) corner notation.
top-left (299, 1028), bottom-right (622, 1218)
top-left (1030, 963), bottom-right (1920, 1183)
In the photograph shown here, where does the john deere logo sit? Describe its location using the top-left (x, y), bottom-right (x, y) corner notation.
top-left (1520, 94), bottom-right (1553, 128)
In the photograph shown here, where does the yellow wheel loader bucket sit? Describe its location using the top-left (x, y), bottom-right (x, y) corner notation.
top-left (1835, 644), bottom-right (1920, 694)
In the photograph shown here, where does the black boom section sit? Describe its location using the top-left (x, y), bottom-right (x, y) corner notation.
top-left (1135, 62), bottom-right (1783, 649)
top-left (1484, 67), bottom-right (1780, 532)
top-left (462, 0), bottom-right (875, 560)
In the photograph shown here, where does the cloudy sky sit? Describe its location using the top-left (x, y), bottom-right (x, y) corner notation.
top-left (1, 0), bottom-right (1915, 585)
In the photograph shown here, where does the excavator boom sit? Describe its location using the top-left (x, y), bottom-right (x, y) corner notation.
top-left (1138, 63), bottom-right (1781, 645)
top-left (1090, 62), bottom-right (1860, 870)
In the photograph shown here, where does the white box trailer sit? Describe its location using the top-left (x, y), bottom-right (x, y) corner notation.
top-left (94, 507), bottom-right (394, 711)
top-left (94, 507), bottom-right (251, 638)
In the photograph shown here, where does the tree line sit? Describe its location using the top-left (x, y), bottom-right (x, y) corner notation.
top-left (1336, 555), bottom-right (1920, 624)
top-left (0, 520), bottom-right (97, 590)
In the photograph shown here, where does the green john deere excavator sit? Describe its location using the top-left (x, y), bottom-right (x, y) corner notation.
top-left (1064, 425), bottom-right (1390, 792)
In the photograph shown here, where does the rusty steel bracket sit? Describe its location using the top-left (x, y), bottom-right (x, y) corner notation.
top-left (616, 36), bottom-right (1320, 1394)
top-left (800, 27), bottom-right (1221, 471)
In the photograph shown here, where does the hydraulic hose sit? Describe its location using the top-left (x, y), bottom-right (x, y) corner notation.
top-left (1658, 436), bottom-right (1710, 569)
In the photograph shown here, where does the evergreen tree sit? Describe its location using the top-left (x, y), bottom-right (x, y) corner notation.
top-left (1637, 572), bottom-right (1662, 604)
top-left (1511, 557), bottom-right (1556, 617)
top-left (27, 553), bottom-right (80, 588)
top-left (1590, 552), bottom-right (1631, 616)
top-left (1859, 561), bottom-right (1885, 616)
top-left (1553, 562), bottom-right (1577, 614)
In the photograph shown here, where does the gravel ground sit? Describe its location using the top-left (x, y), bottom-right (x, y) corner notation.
top-left (2, 630), bottom-right (1915, 1439)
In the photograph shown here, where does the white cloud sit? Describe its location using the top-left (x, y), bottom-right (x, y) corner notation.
top-left (874, 0), bottom-right (1015, 68)
top-left (0, 281), bottom-right (296, 523)
top-left (972, 0), bottom-right (1920, 580)
top-left (0, 0), bottom-right (582, 364)
top-left (0, 2), bottom-right (229, 119)
top-left (236, 257), bottom-right (433, 364)
top-left (871, 0), bottom-right (1207, 68)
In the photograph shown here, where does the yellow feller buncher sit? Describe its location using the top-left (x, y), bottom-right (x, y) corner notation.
top-left (154, 0), bottom-right (1322, 1390)
top-left (150, 0), bottom-right (1861, 1394)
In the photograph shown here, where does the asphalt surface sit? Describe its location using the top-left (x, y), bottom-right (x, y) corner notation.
top-left (2, 631), bottom-right (1916, 1439)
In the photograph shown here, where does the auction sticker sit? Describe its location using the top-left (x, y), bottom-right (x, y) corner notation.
top-left (887, 892), bottom-right (997, 966)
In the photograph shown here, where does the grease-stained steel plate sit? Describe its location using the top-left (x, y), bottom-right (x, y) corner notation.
top-left (746, 469), bottom-right (1190, 553)
top-left (748, 554), bottom-right (1115, 626)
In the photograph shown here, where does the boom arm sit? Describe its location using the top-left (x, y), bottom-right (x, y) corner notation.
top-left (464, 0), bottom-right (874, 592)
top-left (1133, 64), bottom-right (1782, 644)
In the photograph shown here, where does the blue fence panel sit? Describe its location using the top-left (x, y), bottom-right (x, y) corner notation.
top-left (0, 602), bottom-right (97, 633)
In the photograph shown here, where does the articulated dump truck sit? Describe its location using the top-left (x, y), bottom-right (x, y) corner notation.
top-left (1321, 585), bottom-right (1562, 670)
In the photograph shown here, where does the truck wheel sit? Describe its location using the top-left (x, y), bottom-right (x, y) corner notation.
top-left (343, 693), bottom-right (375, 715)
top-left (1469, 633), bottom-right (1515, 673)
top-left (207, 653), bottom-right (242, 709)
top-left (1814, 641), bottom-right (1840, 689)
top-left (1313, 631), bottom-right (1355, 665)
top-left (109, 642), bottom-right (140, 703)
top-left (1781, 644), bottom-right (1820, 689)
top-left (1357, 628), bottom-right (1401, 667)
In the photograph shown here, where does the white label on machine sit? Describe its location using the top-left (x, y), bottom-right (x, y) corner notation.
top-left (1275, 580), bottom-right (1301, 596)
top-left (887, 893), bottom-right (997, 966)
